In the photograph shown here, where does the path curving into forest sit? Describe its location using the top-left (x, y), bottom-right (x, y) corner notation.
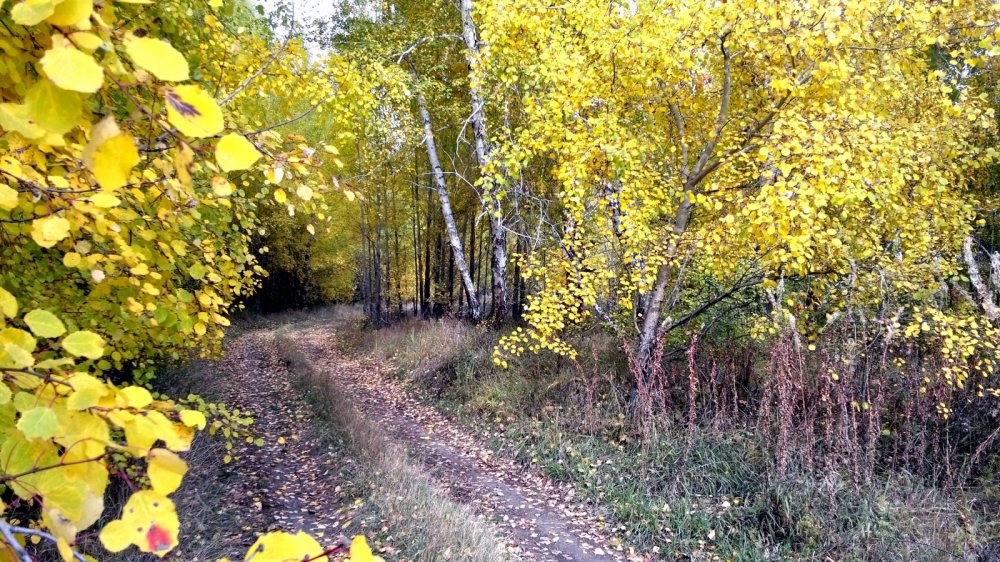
top-left (211, 317), bottom-right (633, 562)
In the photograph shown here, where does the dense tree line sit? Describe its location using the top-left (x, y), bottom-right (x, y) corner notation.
top-left (0, 0), bottom-right (998, 559)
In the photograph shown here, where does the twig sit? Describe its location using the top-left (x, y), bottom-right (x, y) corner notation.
top-left (0, 521), bottom-right (89, 562)
top-left (220, 39), bottom-right (290, 105)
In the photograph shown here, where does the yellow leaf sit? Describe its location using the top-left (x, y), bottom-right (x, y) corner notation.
top-left (43, 491), bottom-right (104, 543)
top-left (99, 491), bottom-right (179, 554)
top-left (243, 531), bottom-right (325, 562)
top-left (1, 328), bottom-right (36, 368)
top-left (120, 386), bottom-right (153, 408)
top-left (212, 176), bottom-right (234, 197)
top-left (90, 134), bottom-right (139, 191)
top-left (61, 330), bottom-right (104, 359)
top-left (174, 142), bottom-right (194, 186)
top-left (0, 102), bottom-right (46, 139)
top-left (57, 538), bottom-right (74, 562)
top-left (0, 184), bottom-right (18, 210)
top-left (47, 0), bottom-right (92, 26)
top-left (178, 409), bottom-right (206, 430)
top-left (10, 0), bottom-right (54, 25)
top-left (147, 448), bottom-right (187, 495)
top-left (70, 31), bottom-right (103, 51)
top-left (215, 134), bottom-right (262, 172)
top-left (296, 184), bottom-right (313, 201)
top-left (266, 166), bottom-right (284, 184)
top-left (350, 536), bottom-right (384, 562)
top-left (24, 79), bottom-right (82, 135)
top-left (40, 43), bottom-right (103, 93)
top-left (164, 85), bottom-right (224, 138)
top-left (125, 37), bottom-right (189, 82)
top-left (24, 309), bottom-right (66, 338)
top-left (31, 215), bottom-right (71, 248)
top-left (273, 189), bottom-right (287, 204)
top-left (0, 287), bottom-right (17, 318)
top-left (91, 192), bottom-right (122, 208)
top-left (306, 224), bottom-right (315, 235)
top-left (82, 116), bottom-right (119, 169)
top-left (65, 373), bottom-right (109, 410)
top-left (17, 407), bottom-right (57, 440)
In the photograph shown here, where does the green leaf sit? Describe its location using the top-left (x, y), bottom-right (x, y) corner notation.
top-left (17, 407), bottom-right (58, 440)
top-left (23, 309), bottom-right (66, 338)
top-left (62, 330), bottom-right (105, 359)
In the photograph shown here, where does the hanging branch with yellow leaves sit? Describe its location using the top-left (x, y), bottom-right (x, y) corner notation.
top-left (0, 0), bottom-right (380, 559)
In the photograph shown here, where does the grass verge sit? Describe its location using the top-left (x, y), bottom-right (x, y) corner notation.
top-left (359, 317), bottom-right (998, 562)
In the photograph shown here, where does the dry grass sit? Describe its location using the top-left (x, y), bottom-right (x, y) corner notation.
top-left (274, 327), bottom-right (511, 562)
top-left (366, 316), bottom-right (481, 380)
top-left (354, 316), bottom-right (999, 562)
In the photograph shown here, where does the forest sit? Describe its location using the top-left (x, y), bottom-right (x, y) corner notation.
top-left (0, 0), bottom-right (999, 560)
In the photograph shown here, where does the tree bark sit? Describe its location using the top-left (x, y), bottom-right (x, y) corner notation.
top-left (422, 197), bottom-right (433, 317)
top-left (414, 87), bottom-right (482, 321)
top-left (459, 0), bottom-right (509, 323)
top-left (634, 35), bottom-right (740, 383)
top-left (963, 236), bottom-right (999, 321)
top-left (636, 196), bottom-right (694, 363)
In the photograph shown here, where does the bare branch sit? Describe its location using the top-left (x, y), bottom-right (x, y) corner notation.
top-left (690, 32), bottom-right (733, 182)
top-left (220, 38), bottom-right (290, 105)
top-left (393, 34), bottom-right (462, 64)
top-left (0, 521), bottom-right (89, 562)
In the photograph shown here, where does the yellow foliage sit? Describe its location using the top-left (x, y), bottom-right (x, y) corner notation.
top-left (484, 0), bottom-right (999, 400)
top-left (0, 0), bottom-right (370, 557)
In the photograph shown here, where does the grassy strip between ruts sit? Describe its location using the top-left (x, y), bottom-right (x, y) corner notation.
top-left (273, 321), bottom-right (512, 562)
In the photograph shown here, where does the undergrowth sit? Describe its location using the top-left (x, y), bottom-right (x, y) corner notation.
top-left (360, 316), bottom-right (1000, 562)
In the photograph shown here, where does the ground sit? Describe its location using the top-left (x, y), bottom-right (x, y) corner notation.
top-left (182, 314), bottom-right (635, 561)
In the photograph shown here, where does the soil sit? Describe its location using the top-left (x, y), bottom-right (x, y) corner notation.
top-left (187, 317), bottom-right (632, 561)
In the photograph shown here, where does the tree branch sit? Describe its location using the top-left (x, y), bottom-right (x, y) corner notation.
top-left (220, 38), bottom-right (290, 105)
top-left (0, 521), bottom-right (89, 562)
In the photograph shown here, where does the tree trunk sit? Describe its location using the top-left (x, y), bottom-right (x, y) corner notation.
top-left (963, 236), bottom-right (1000, 321)
top-left (459, 0), bottom-right (509, 323)
top-left (422, 201), bottom-right (433, 317)
top-left (636, 196), bottom-right (694, 366)
top-left (412, 150), bottom-right (422, 315)
top-left (414, 88), bottom-right (482, 321)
